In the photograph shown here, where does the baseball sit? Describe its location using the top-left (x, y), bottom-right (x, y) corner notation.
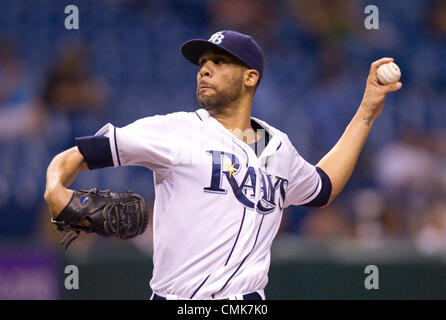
top-left (377, 62), bottom-right (401, 85)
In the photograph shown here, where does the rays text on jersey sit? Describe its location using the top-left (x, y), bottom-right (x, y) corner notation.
top-left (204, 150), bottom-right (288, 214)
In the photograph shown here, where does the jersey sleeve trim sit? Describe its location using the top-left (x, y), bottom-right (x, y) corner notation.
top-left (300, 177), bottom-right (321, 203)
top-left (92, 123), bottom-right (120, 168)
top-left (75, 135), bottom-right (113, 169)
top-left (113, 126), bottom-right (122, 166)
top-left (302, 166), bottom-right (332, 207)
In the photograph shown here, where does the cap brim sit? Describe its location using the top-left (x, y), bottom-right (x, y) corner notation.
top-left (181, 39), bottom-right (237, 66)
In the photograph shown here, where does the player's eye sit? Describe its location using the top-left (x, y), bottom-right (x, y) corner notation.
top-left (198, 58), bottom-right (224, 68)
top-left (198, 59), bottom-right (207, 68)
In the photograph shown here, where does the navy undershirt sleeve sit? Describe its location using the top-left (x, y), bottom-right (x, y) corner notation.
top-left (302, 166), bottom-right (332, 207)
top-left (75, 135), bottom-right (113, 169)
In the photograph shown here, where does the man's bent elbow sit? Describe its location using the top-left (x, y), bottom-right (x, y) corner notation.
top-left (320, 191), bottom-right (339, 208)
top-left (45, 147), bottom-right (88, 191)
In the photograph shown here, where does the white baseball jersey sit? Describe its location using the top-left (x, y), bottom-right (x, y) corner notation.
top-left (76, 108), bottom-right (331, 299)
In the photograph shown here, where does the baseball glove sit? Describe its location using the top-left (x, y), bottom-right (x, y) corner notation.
top-left (51, 188), bottom-right (149, 249)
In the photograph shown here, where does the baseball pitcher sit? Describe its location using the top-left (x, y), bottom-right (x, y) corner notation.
top-left (44, 30), bottom-right (402, 300)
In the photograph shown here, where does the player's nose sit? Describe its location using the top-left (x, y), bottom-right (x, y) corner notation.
top-left (199, 62), bottom-right (212, 78)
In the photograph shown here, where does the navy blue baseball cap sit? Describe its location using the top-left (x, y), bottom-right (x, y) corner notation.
top-left (181, 30), bottom-right (264, 83)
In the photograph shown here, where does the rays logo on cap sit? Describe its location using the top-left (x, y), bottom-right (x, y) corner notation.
top-left (208, 32), bottom-right (225, 44)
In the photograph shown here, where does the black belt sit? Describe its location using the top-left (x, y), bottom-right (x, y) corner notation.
top-left (152, 292), bottom-right (262, 300)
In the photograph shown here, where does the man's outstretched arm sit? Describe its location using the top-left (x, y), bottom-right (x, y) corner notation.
top-left (44, 146), bottom-right (89, 218)
top-left (317, 58), bottom-right (402, 206)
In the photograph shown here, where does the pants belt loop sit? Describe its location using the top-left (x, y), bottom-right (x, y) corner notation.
top-left (242, 291), bottom-right (263, 300)
top-left (152, 293), bottom-right (166, 300)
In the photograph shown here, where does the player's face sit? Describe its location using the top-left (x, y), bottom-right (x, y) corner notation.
top-left (196, 49), bottom-right (246, 112)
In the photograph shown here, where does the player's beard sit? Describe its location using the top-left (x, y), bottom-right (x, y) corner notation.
top-left (196, 76), bottom-right (243, 114)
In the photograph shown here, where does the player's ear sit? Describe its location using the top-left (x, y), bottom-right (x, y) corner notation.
top-left (244, 69), bottom-right (259, 89)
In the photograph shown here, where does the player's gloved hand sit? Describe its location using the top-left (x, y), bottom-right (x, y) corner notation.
top-left (359, 57), bottom-right (402, 123)
top-left (51, 188), bottom-right (149, 249)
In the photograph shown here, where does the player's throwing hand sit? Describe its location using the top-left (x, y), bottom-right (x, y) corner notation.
top-left (359, 57), bottom-right (402, 124)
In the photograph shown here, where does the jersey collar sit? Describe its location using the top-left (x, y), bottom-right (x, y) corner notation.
top-left (195, 108), bottom-right (283, 159)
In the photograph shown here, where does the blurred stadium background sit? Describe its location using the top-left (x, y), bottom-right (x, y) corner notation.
top-left (0, 0), bottom-right (445, 299)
